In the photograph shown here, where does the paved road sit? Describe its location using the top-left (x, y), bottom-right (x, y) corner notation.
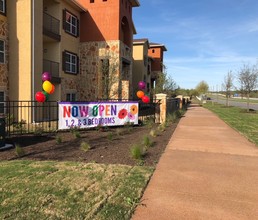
top-left (132, 105), bottom-right (258, 220)
top-left (210, 97), bottom-right (258, 110)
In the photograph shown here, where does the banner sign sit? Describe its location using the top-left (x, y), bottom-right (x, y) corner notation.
top-left (58, 101), bottom-right (139, 130)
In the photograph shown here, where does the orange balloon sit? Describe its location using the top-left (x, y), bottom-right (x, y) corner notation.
top-left (137, 90), bottom-right (144, 99)
top-left (49, 84), bottom-right (55, 94)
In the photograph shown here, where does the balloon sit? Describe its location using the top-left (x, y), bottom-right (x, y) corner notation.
top-left (49, 84), bottom-right (55, 94)
top-left (138, 81), bottom-right (146, 90)
top-left (136, 90), bottom-right (144, 99)
top-left (42, 91), bottom-right (49, 101)
top-left (42, 72), bottom-right (52, 82)
top-left (35, 91), bottom-right (46, 103)
top-left (42, 80), bottom-right (53, 94)
top-left (142, 95), bottom-right (150, 104)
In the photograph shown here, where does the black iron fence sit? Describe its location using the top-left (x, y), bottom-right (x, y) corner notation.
top-left (1, 100), bottom-right (159, 137)
top-left (1, 101), bottom-right (59, 137)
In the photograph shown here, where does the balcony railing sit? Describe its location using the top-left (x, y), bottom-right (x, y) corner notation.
top-left (43, 59), bottom-right (61, 83)
top-left (43, 12), bottom-right (61, 41)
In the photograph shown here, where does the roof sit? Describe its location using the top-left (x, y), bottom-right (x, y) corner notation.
top-left (130, 0), bottom-right (140, 7)
top-left (133, 38), bottom-right (150, 47)
top-left (71, 0), bottom-right (87, 12)
top-left (149, 42), bottom-right (167, 51)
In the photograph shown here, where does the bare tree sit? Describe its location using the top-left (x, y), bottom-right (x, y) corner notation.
top-left (238, 63), bottom-right (258, 112)
top-left (98, 56), bottom-right (120, 100)
top-left (222, 70), bottom-right (234, 107)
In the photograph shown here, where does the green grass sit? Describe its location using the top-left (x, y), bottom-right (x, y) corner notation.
top-left (0, 160), bottom-right (153, 220)
top-left (204, 102), bottom-right (258, 146)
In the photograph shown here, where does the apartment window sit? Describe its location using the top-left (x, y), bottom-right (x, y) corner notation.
top-left (63, 50), bottom-right (79, 74)
top-left (152, 49), bottom-right (155, 53)
top-left (0, 40), bottom-right (5, 63)
top-left (63, 9), bottom-right (79, 37)
top-left (66, 93), bottom-right (76, 102)
top-left (103, 0), bottom-right (107, 1)
top-left (90, 0), bottom-right (94, 3)
top-left (0, 0), bottom-right (6, 15)
top-left (0, 92), bottom-right (4, 114)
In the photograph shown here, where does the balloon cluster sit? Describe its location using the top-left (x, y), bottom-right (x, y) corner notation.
top-left (35, 72), bottom-right (55, 103)
top-left (136, 81), bottom-right (150, 103)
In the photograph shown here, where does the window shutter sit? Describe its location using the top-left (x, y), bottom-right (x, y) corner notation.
top-left (77, 55), bottom-right (79, 74)
top-left (77, 18), bottom-right (80, 37)
top-left (62, 51), bottom-right (66, 72)
top-left (62, 9), bottom-right (67, 31)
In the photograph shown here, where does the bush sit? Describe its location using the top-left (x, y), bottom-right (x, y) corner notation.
top-left (80, 141), bottom-right (91, 152)
top-left (107, 132), bottom-right (114, 141)
top-left (130, 144), bottom-right (146, 160)
top-left (55, 135), bottom-right (62, 144)
top-left (15, 144), bottom-right (25, 157)
top-left (149, 129), bottom-right (158, 137)
top-left (142, 135), bottom-right (153, 148)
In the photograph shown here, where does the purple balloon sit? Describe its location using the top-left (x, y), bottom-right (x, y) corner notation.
top-left (138, 81), bottom-right (146, 90)
top-left (42, 72), bottom-right (52, 82)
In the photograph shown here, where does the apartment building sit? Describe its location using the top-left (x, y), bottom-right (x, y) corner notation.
top-left (132, 38), bottom-right (151, 99)
top-left (148, 42), bottom-right (167, 90)
top-left (77, 0), bottom-right (139, 100)
top-left (6, 0), bottom-right (139, 103)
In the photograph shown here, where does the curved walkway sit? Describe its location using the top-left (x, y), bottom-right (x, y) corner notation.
top-left (132, 105), bottom-right (258, 220)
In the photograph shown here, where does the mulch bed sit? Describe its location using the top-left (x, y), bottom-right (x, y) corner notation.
top-left (0, 122), bottom-right (178, 166)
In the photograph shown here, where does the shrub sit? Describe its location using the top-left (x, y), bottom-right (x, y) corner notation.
top-left (107, 132), bottom-right (114, 141)
top-left (158, 123), bottom-right (166, 132)
top-left (130, 144), bottom-right (147, 160)
top-left (73, 131), bottom-right (81, 138)
top-left (80, 141), bottom-right (91, 152)
top-left (15, 144), bottom-right (25, 157)
top-left (55, 135), bottom-right (62, 144)
top-left (142, 135), bottom-right (153, 148)
top-left (149, 129), bottom-right (158, 138)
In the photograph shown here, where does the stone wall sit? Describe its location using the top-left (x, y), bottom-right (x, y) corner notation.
top-left (78, 40), bottom-right (133, 101)
top-left (0, 17), bottom-right (8, 99)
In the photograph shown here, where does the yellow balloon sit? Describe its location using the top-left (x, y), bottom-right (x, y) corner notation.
top-left (42, 80), bottom-right (53, 94)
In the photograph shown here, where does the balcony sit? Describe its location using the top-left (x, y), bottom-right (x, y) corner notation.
top-left (43, 59), bottom-right (61, 83)
top-left (43, 12), bottom-right (61, 41)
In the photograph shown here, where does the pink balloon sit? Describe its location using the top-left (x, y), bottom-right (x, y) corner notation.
top-left (42, 72), bottom-right (52, 82)
top-left (138, 81), bottom-right (146, 90)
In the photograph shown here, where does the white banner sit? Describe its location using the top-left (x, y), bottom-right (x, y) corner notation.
top-left (58, 101), bottom-right (139, 130)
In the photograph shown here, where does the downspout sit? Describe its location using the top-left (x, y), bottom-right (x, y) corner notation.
top-left (32, 0), bottom-right (35, 122)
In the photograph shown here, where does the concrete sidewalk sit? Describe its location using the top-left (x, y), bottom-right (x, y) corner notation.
top-left (132, 105), bottom-right (258, 220)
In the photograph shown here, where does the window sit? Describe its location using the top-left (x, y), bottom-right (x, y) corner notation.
top-left (0, 0), bottom-right (6, 15)
top-left (152, 49), bottom-right (155, 53)
top-left (90, 0), bottom-right (94, 3)
top-left (66, 93), bottom-right (76, 102)
top-left (0, 40), bottom-right (4, 63)
top-left (63, 51), bottom-right (79, 74)
top-left (63, 10), bottom-right (79, 37)
top-left (0, 92), bottom-right (4, 114)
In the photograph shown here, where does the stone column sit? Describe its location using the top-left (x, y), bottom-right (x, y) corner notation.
top-left (155, 93), bottom-right (167, 124)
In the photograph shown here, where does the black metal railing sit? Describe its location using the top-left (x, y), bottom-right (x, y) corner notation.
top-left (2, 101), bottom-right (59, 137)
top-left (43, 12), bottom-right (61, 41)
top-left (1, 100), bottom-right (160, 137)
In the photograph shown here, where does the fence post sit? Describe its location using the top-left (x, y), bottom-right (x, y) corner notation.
top-left (155, 93), bottom-right (167, 124)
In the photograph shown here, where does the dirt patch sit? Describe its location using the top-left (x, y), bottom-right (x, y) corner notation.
top-left (0, 122), bottom-right (178, 166)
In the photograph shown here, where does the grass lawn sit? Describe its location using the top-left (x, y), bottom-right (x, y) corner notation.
top-left (204, 102), bottom-right (258, 146)
top-left (0, 160), bottom-right (153, 220)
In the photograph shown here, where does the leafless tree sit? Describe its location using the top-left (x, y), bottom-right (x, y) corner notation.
top-left (238, 63), bottom-right (258, 112)
top-left (222, 70), bottom-right (234, 107)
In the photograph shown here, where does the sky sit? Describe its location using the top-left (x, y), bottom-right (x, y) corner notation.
top-left (133, 0), bottom-right (258, 90)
